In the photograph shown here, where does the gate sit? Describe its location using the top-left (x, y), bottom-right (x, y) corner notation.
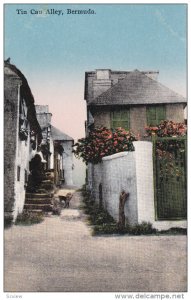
top-left (153, 136), bottom-right (187, 220)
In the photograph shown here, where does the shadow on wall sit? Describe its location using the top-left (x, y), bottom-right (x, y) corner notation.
top-left (73, 156), bottom-right (86, 187)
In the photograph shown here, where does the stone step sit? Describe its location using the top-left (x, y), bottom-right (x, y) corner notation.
top-left (40, 184), bottom-right (54, 191)
top-left (41, 179), bottom-right (52, 184)
top-left (26, 193), bottom-right (52, 199)
top-left (25, 199), bottom-right (52, 205)
top-left (23, 208), bottom-right (43, 213)
top-left (35, 189), bottom-right (47, 194)
top-left (24, 203), bottom-right (53, 211)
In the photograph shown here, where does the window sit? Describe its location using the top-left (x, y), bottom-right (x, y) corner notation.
top-left (147, 105), bottom-right (166, 126)
top-left (111, 108), bottom-right (130, 130)
top-left (17, 166), bottom-right (20, 181)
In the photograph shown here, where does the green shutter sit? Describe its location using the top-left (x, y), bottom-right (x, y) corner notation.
top-left (112, 108), bottom-right (130, 130)
top-left (147, 106), bottom-right (166, 126)
top-left (147, 107), bottom-right (157, 126)
top-left (156, 106), bottom-right (166, 124)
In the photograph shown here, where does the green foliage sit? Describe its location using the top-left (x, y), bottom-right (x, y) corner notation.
top-left (128, 222), bottom-right (157, 235)
top-left (81, 187), bottom-right (186, 236)
top-left (15, 210), bottom-right (44, 226)
top-left (146, 120), bottom-right (187, 179)
top-left (81, 188), bottom-right (157, 236)
top-left (73, 127), bottom-right (137, 164)
top-left (158, 227), bottom-right (187, 235)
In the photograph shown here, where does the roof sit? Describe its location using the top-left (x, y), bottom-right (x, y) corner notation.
top-left (4, 61), bottom-right (42, 140)
top-left (89, 70), bottom-right (186, 106)
top-left (51, 125), bottom-right (74, 141)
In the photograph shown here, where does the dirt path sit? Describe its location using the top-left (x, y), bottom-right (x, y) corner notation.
top-left (4, 190), bottom-right (187, 292)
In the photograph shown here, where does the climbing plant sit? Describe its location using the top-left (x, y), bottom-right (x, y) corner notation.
top-left (145, 120), bottom-right (187, 138)
top-left (145, 120), bottom-right (187, 179)
top-left (145, 120), bottom-right (187, 159)
top-left (73, 127), bottom-right (137, 164)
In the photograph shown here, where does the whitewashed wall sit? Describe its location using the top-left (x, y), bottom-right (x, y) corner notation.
top-left (89, 141), bottom-right (187, 230)
top-left (49, 136), bottom-right (54, 170)
top-left (13, 126), bottom-right (31, 221)
top-left (62, 141), bottom-right (73, 185)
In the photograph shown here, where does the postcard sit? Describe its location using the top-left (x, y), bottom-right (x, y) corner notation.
top-left (3, 2), bottom-right (187, 299)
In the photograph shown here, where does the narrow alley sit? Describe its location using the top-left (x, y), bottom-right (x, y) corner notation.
top-left (4, 188), bottom-right (187, 292)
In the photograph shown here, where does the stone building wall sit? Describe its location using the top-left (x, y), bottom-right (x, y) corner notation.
top-left (4, 74), bottom-right (21, 222)
top-left (14, 127), bottom-right (31, 220)
top-left (91, 103), bottom-right (185, 139)
top-left (166, 103), bottom-right (185, 122)
top-left (4, 63), bottom-right (42, 223)
top-left (62, 140), bottom-right (73, 185)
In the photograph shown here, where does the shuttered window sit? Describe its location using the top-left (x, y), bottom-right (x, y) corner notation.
top-left (111, 108), bottom-right (130, 130)
top-left (147, 106), bottom-right (166, 126)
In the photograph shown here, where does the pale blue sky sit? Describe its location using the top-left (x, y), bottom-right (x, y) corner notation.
top-left (4, 3), bottom-right (187, 140)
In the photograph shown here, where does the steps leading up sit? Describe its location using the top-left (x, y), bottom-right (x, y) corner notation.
top-left (24, 172), bottom-right (55, 213)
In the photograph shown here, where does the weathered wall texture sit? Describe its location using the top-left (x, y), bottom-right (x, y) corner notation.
top-left (91, 152), bottom-right (138, 224)
top-left (103, 152), bottom-right (138, 224)
top-left (166, 103), bottom-right (185, 122)
top-left (14, 131), bottom-right (31, 220)
top-left (4, 74), bottom-right (21, 222)
top-left (4, 66), bottom-right (41, 223)
top-left (62, 141), bottom-right (73, 185)
top-left (89, 141), bottom-right (187, 230)
top-left (130, 106), bottom-right (147, 137)
top-left (91, 104), bottom-right (185, 139)
top-left (93, 110), bottom-right (111, 128)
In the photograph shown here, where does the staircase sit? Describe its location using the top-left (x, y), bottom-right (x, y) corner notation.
top-left (24, 172), bottom-right (55, 213)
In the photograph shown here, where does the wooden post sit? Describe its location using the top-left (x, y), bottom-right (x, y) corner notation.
top-left (118, 190), bottom-right (129, 230)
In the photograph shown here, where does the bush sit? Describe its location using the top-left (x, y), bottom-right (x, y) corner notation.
top-left (129, 222), bottom-right (157, 235)
top-left (81, 188), bottom-right (158, 235)
top-left (73, 127), bottom-right (137, 164)
top-left (93, 223), bottom-right (119, 235)
top-left (159, 227), bottom-right (187, 235)
top-left (80, 187), bottom-right (186, 236)
top-left (145, 120), bottom-right (187, 138)
top-left (15, 211), bottom-right (44, 226)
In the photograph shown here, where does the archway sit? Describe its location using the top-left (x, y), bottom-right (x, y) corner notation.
top-left (28, 154), bottom-right (44, 192)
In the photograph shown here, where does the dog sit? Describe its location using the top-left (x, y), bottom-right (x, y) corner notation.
top-left (59, 193), bottom-right (73, 208)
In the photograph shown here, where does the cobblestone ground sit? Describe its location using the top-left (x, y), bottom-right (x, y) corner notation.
top-left (4, 189), bottom-right (187, 292)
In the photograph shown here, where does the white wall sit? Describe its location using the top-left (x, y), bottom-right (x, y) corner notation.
top-left (91, 152), bottom-right (138, 224)
top-left (89, 141), bottom-right (187, 230)
top-left (134, 142), bottom-right (155, 224)
top-left (49, 136), bottom-right (54, 169)
top-left (13, 126), bottom-right (31, 221)
top-left (62, 141), bottom-right (73, 185)
top-left (134, 141), bottom-right (187, 230)
top-left (73, 157), bottom-right (86, 187)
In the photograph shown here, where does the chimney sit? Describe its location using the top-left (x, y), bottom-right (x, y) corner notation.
top-left (93, 69), bottom-right (112, 98)
top-left (144, 71), bottom-right (159, 81)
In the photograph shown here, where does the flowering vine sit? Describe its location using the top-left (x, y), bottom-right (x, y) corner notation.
top-left (145, 120), bottom-right (187, 179)
top-left (73, 127), bottom-right (137, 164)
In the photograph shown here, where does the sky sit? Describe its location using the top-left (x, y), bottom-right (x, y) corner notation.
top-left (4, 3), bottom-right (187, 185)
